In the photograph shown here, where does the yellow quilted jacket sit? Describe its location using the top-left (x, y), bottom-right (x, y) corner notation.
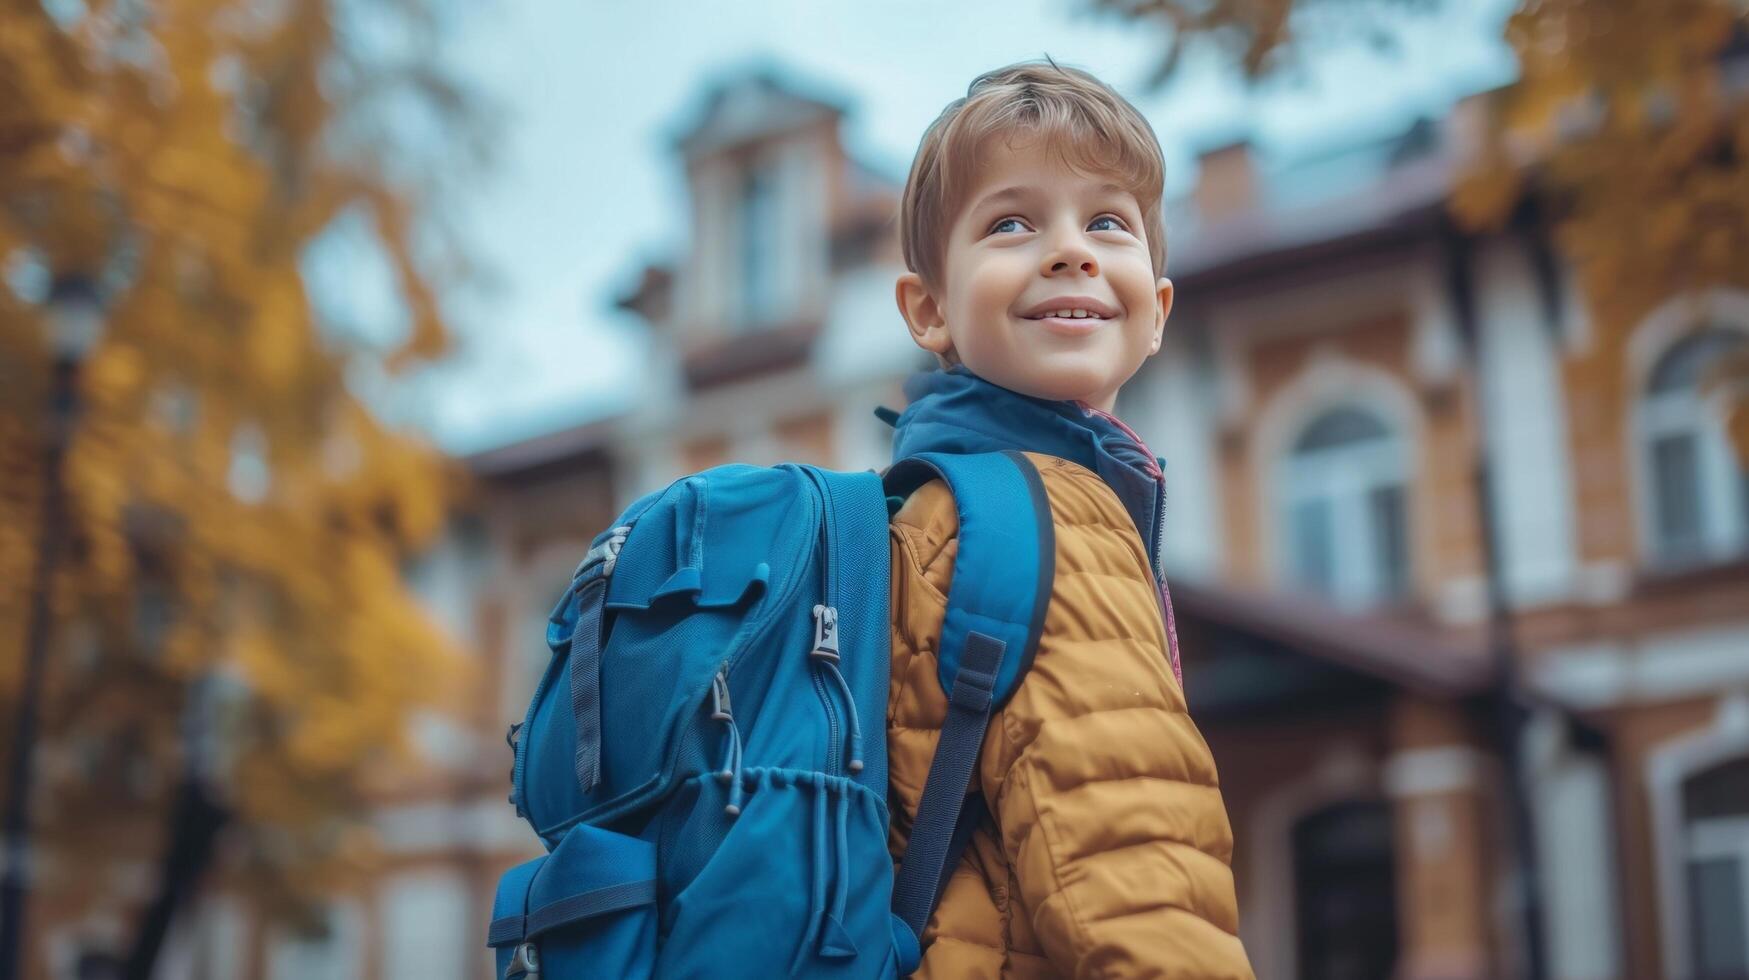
top-left (887, 453), bottom-right (1254, 979)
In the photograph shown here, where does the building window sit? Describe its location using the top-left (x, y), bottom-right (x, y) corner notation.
top-left (504, 578), bottom-right (572, 727)
top-left (267, 902), bottom-right (360, 980)
top-left (736, 163), bottom-right (782, 331)
top-left (1683, 755), bottom-right (1749, 979)
top-left (380, 871), bottom-right (469, 980)
top-left (1279, 407), bottom-right (1410, 606)
top-left (74, 949), bottom-right (123, 980)
top-left (1640, 329), bottom-right (1749, 565)
top-left (1292, 800), bottom-right (1400, 980)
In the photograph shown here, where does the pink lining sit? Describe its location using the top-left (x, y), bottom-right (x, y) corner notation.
top-left (1073, 401), bottom-right (1184, 689)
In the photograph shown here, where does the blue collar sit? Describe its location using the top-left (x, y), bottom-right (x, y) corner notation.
top-left (878, 367), bottom-right (1168, 579)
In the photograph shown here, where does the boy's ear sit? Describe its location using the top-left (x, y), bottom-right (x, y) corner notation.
top-left (895, 272), bottom-right (955, 360)
top-left (1150, 276), bottom-right (1175, 354)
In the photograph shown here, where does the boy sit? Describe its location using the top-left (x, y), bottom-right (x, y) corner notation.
top-left (881, 60), bottom-right (1254, 978)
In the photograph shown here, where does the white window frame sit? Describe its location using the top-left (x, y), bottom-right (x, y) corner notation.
top-left (1278, 411), bottom-right (1409, 608)
top-left (1637, 352), bottom-right (1749, 566)
top-left (1683, 801), bottom-right (1749, 974)
top-left (1625, 294), bottom-right (1749, 570)
top-left (735, 160), bottom-right (783, 332)
top-left (1649, 694), bottom-right (1749, 980)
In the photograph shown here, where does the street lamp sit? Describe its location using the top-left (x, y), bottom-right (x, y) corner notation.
top-left (1, 274), bottom-right (105, 980)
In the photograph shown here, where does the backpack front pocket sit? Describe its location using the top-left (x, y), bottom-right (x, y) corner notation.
top-left (657, 769), bottom-right (895, 978)
top-left (487, 823), bottom-right (657, 979)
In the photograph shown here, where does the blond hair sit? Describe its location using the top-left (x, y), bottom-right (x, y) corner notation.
top-left (899, 59), bottom-right (1168, 294)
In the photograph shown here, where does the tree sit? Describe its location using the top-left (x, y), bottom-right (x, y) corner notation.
top-left (1094, 0), bottom-right (1749, 452)
top-left (0, 0), bottom-right (479, 972)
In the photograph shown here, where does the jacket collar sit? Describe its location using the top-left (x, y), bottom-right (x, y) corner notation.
top-left (879, 366), bottom-right (1167, 578)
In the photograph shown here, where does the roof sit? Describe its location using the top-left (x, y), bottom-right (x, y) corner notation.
top-left (1168, 121), bottom-right (1459, 287)
top-left (672, 67), bottom-right (849, 159)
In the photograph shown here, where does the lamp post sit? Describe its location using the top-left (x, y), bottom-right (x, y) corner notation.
top-left (1, 275), bottom-right (105, 980)
top-left (122, 675), bottom-right (231, 980)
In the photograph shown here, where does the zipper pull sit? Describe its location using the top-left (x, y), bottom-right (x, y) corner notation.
top-left (810, 605), bottom-right (864, 774)
top-left (710, 669), bottom-right (733, 721)
top-left (710, 668), bottom-right (745, 817)
top-left (810, 604), bottom-right (839, 663)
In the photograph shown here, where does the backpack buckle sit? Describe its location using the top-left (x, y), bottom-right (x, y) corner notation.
top-left (574, 525), bottom-right (631, 580)
top-left (505, 941), bottom-right (540, 979)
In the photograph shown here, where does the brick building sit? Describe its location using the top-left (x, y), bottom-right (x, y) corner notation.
top-left (475, 67), bottom-right (1749, 980)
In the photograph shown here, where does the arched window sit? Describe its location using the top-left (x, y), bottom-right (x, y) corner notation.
top-left (1681, 755), bottom-right (1749, 978)
top-left (1640, 329), bottom-right (1749, 564)
top-left (1280, 406), bottom-right (1410, 606)
top-left (1292, 800), bottom-right (1400, 980)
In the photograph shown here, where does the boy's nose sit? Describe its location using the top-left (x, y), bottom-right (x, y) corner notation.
top-left (1042, 240), bottom-right (1099, 278)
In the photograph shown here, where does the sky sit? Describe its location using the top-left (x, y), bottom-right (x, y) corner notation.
top-left (376, 0), bottom-right (1520, 454)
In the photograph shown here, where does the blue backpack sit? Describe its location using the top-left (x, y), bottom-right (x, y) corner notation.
top-left (487, 451), bottom-right (1054, 979)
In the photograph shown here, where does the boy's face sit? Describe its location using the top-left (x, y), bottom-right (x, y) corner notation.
top-left (895, 136), bottom-right (1172, 413)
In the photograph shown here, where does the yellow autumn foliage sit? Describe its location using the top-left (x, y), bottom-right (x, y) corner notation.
top-left (1467, 0), bottom-right (1749, 456)
top-left (0, 0), bottom-right (476, 911)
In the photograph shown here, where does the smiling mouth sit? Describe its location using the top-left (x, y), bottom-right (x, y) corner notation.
top-left (1021, 310), bottom-right (1117, 334)
top-left (1022, 310), bottom-right (1116, 322)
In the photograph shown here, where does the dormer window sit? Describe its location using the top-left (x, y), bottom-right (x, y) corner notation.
top-left (737, 163), bottom-right (782, 330)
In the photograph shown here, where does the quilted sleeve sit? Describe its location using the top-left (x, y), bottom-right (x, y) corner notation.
top-left (985, 454), bottom-right (1254, 979)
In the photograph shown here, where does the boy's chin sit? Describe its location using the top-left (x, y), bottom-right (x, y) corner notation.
top-left (989, 363), bottom-right (1118, 405)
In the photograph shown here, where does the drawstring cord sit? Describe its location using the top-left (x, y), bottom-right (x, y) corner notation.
top-left (788, 776), bottom-right (858, 974)
top-left (790, 775), bottom-right (831, 976)
top-left (823, 788), bottom-right (852, 955)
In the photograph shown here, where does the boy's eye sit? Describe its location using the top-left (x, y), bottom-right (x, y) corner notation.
top-left (986, 214), bottom-right (1128, 235)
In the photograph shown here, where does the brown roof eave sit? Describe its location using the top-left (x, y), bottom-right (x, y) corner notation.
top-left (1172, 579), bottom-right (1495, 698)
top-left (466, 416), bottom-right (620, 483)
top-left (1168, 147), bottom-right (1458, 292)
top-left (1171, 199), bottom-right (1447, 296)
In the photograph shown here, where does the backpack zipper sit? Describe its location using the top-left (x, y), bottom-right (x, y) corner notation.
top-left (810, 635), bottom-right (842, 777)
top-left (801, 467), bottom-right (865, 777)
top-left (810, 604), bottom-right (865, 774)
top-left (707, 467), bottom-right (844, 817)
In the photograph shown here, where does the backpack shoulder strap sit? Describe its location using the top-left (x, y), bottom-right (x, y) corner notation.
top-left (882, 450), bottom-right (1054, 965)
